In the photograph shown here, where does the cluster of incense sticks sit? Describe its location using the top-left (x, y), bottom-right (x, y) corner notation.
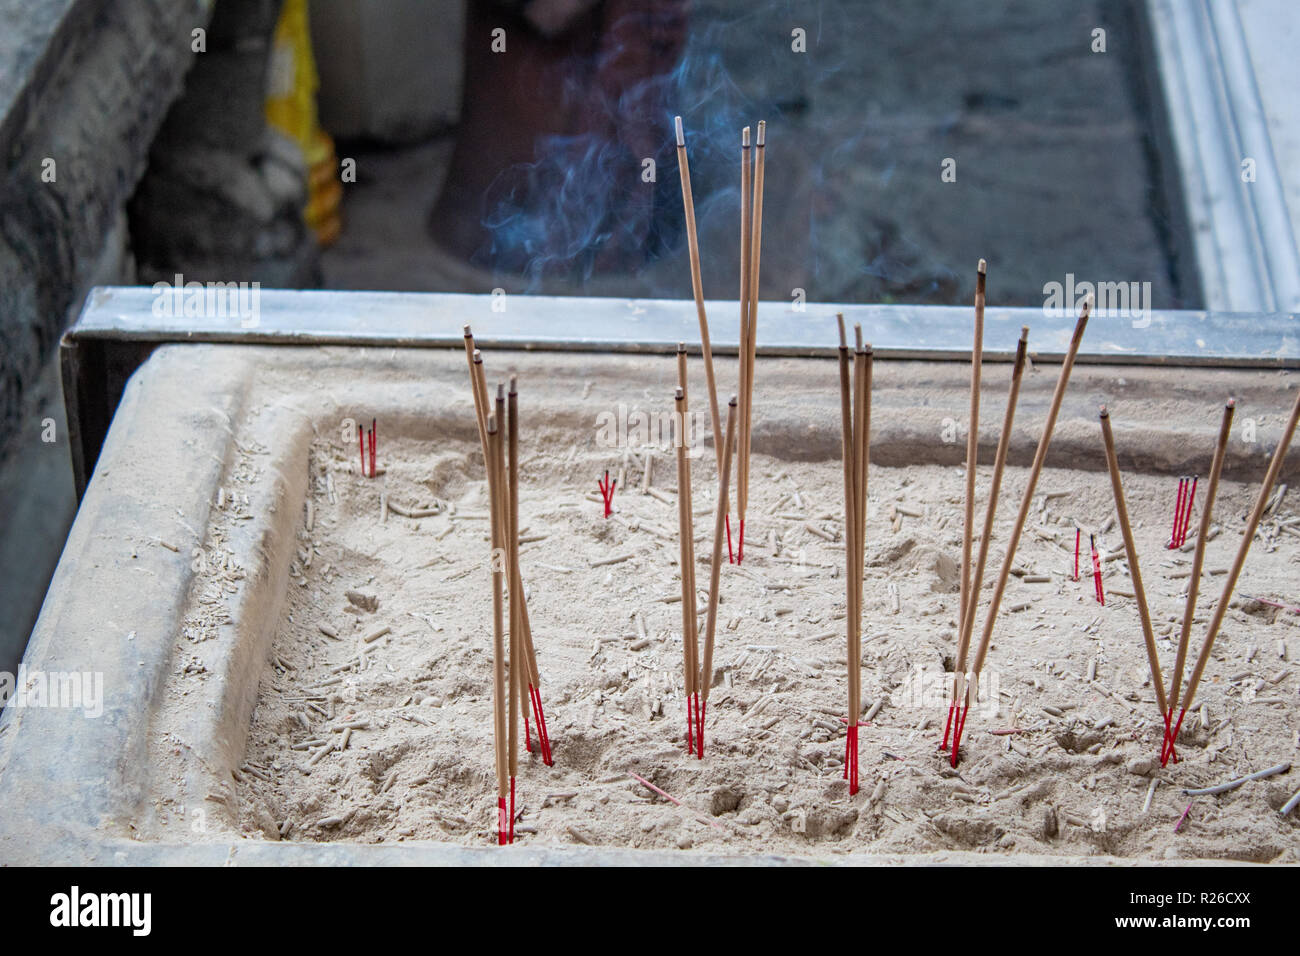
top-left (945, 282), bottom-right (1091, 768)
top-left (733, 121), bottom-right (766, 565)
top-left (1101, 387), bottom-right (1300, 767)
top-left (673, 114), bottom-right (766, 565)
top-left (673, 339), bottom-right (738, 757)
top-left (597, 470), bottom-right (617, 518)
top-left (1168, 476), bottom-right (1198, 548)
top-left (1090, 534), bottom-right (1105, 604)
top-left (463, 327), bottom-right (554, 844)
top-left (835, 315), bottom-right (871, 794)
top-left (357, 419), bottom-right (377, 478)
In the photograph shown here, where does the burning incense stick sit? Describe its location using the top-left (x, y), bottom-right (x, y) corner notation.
top-left (674, 116), bottom-right (723, 463)
top-left (1168, 385), bottom-right (1300, 763)
top-left (947, 326), bottom-right (1028, 752)
top-left (1098, 406), bottom-right (1167, 729)
top-left (1165, 399), bottom-right (1234, 761)
top-left (959, 260), bottom-right (987, 656)
top-left (698, 395), bottom-right (738, 757)
top-left (674, 385), bottom-right (700, 754)
top-left (737, 121), bottom-right (766, 564)
top-left (954, 298), bottom-right (1091, 766)
top-left (485, 411), bottom-right (509, 844)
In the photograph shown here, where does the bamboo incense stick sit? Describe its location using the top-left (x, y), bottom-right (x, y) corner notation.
top-left (949, 326), bottom-right (1028, 748)
top-left (676, 341), bottom-right (702, 751)
top-left (505, 381), bottom-right (523, 832)
top-left (736, 127), bottom-right (753, 560)
top-left (738, 121), bottom-right (766, 563)
top-left (956, 298), bottom-right (1091, 765)
top-left (1098, 405), bottom-right (1167, 721)
top-left (1167, 400), bottom-right (1235, 724)
top-left (697, 395), bottom-right (738, 757)
top-left (960, 260), bottom-right (987, 644)
top-left (835, 316), bottom-right (859, 784)
top-left (852, 326), bottom-right (870, 728)
top-left (674, 384), bottom-right (700, 754)
top-left (674, 115), bottom-right (723, 462)
top-left (1174, 385), bottom-right (1300, 739)
top-left (463, 328), bottom-right (488, 452)
top-left (485, 411), bottom-right (509, 844)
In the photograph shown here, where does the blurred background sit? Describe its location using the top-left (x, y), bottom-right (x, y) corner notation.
top-left (5, 0), bottom-right (1297, 671)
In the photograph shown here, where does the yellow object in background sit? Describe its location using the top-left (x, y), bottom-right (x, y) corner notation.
top-left (265, 0), bottom-right (342, 246)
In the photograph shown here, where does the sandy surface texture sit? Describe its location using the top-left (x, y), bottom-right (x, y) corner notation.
top-left (228, 412), bottom-right (1299, 861)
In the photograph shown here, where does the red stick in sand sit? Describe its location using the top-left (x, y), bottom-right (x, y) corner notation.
top-left (358, 423), bottom-right (366, 475)
top-left (369, 418), bottom-right (377, 478)
top-left (1074, 527), bottom-right (1081, 581)
top-left (597, 470), bottom-right (617, 518)
top-left (1179, 477), bottom-right (1198, 546)
top-left (1169, 477), bottom-right (1187, 548)
top-left (1091, 534), bottom-right (1105, 604)
top-left (725, 515), bottom-right (734, 565)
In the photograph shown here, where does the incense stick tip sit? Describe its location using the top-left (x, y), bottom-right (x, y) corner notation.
top-left (977, 258), bottom-right (987, 274)
top-left (1226, 397), bottom-right (1236, 409)
top-left (728, 394), bottom-right (738, 407)
top-left (674, 115), bottom-right (684, 146)
top-left (742, 126), bottom-right (750, 147)
top-left (496, 383), bottom-right (505, 403)
top-left (677, 341), bottom-right (686, 354)
top-left (473, 348), bottom-right (482, 364)
top-left (675, 386), bottom-right (684, 400)
top-left (756, 120), bottom-right (765, 146)
top-left (1020, 325), bottom-right (1029, 341)
top-left (463, 324), bottom-right (473, 337)
top-left (836, 313), bottom-right (847, 348)
top-left (853, 323), bottom-right (864, 351)
top-left (1099, 404), bottom-right (1109, 418)
top-left (509, 374), bottom-right (517, 394)
top-left (487, 413), bottom-right (498, 434)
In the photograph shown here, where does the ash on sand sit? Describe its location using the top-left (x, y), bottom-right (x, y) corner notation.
top-left (230, 431), bottom-right (1297, 861)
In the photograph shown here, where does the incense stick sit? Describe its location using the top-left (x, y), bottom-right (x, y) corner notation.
top-left (1172, 385), bottom-right (1300, 751)
top-left (674, 384), bottom-right (700, 754)
top-left (1167, 400), bottom-right (1235, 724)
top-left (463, 327), bottom-right (488, 452)
top-left (738, 121), bottom-right (766, 563)
top-left (697, 395), bottom-right (738, 757)
top-left (506, 381), bottom-right (523, 836)
top-left (674, 116), bottom-right (723, 463)
top-left (949, 326), bottom-right (1028, 749)
top-left (1098, 405), bottom-right (1167, 722)
top-left (485, 411), bottom-right (509, 844)
top-left (736, 127), bottom-right (753, 565)
top-left (955, 298), bottom-right (1091, 765)
top-left (835, 315), bottom-right (859, 790)
top-left (960, 260), bottom-right (986, 648)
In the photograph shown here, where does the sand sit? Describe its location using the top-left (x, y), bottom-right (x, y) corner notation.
top-left (225, 407), bottom-right (1300, 861)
